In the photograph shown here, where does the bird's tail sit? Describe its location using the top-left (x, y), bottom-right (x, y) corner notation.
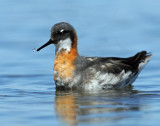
top-left (138, 52), bottom-right (152, 71)
top-left (128, 51), bottom-right (152, 71)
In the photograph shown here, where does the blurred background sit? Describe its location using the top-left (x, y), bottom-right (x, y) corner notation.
top-left (0, 0), bottom-right (160, 126)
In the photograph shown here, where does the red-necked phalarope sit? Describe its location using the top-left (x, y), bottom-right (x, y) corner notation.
top-left (36, 22), bottom-right (152, 90)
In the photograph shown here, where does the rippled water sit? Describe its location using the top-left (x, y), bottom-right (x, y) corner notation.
top-left (0, 0), bottom-right (160, 126)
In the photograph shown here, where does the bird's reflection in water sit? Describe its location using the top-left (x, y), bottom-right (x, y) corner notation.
top-left (55, 88), bottom-right (140, 126)
top-left (55, 91), bottom-right (78, 125)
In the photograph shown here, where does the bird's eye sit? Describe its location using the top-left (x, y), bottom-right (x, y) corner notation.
top-left (60, 29), bottom-right (64, 33)
top-left (58, 30), bottom-right (69, 35)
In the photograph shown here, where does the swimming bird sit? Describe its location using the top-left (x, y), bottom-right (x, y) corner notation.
top-left (36, 22), bottom-right (152, 90)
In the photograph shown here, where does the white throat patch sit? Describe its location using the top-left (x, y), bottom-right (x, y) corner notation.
top-left (55, 38), bottom-right (72, 53)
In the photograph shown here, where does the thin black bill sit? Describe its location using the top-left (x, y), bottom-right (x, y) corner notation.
top-left (36, 39), bottom-right (53, 51)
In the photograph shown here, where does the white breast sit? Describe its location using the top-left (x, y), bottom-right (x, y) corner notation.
top-left (84, 69), bottom-right (133, 90)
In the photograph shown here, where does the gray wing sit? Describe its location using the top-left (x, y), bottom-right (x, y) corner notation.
top-left (74, 56), bottom-right (132, 74)
top-left (74, 51), bottom-right (150, 74)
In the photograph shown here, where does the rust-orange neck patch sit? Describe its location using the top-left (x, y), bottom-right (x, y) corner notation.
top-left (54, 44), bottom-right (78, 81)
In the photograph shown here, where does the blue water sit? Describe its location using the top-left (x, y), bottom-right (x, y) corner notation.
top-left (0, 0), bottom-right (160, 126)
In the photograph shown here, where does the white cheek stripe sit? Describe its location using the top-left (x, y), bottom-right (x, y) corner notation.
top-left (55, 38), bottom-right (72, 53)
